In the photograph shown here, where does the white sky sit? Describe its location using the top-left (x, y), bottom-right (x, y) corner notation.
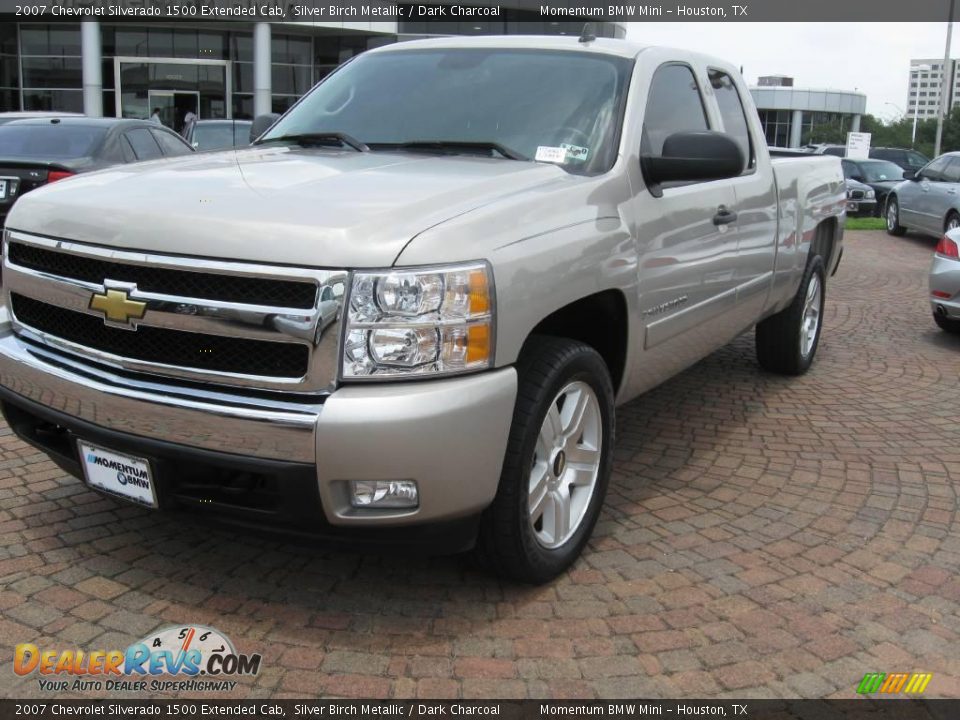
top-left (624, 23), bottom-right (957, 119)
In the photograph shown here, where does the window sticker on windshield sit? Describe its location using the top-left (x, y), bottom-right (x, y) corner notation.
top-left (535, 146), bottom-right (567, 164)
top-left (561, 144), bottom-right (590, 162)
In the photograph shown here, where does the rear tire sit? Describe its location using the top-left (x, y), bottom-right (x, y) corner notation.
top-left (476, 336), bottom-right (614, 584)
top-left (756, 255), bottom-right (826, 375)
top-left (886, 196), bottom-right (907, 236)
top-left (945, 212), bottom-right (960, 233)
top-left (934, 313), bottom-right (960, 334)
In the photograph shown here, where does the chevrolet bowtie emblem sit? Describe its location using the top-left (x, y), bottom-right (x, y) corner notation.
top-left (89, 289), bottom-right (146, 326)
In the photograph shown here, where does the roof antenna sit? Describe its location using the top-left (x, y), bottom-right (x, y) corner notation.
top-left (579, 23), bottom-right (596, 44)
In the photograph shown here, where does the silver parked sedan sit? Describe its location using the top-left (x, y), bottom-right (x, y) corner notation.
top-left (886, 151), bottom-right (960, 237)
top-left (931, 229), bottom-right (960, 333)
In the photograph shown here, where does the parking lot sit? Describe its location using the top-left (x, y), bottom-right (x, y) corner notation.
top-left (0, 228), bottom-right (958, 700)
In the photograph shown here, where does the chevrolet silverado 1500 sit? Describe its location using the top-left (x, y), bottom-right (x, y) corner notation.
top-left (0, 36), bottom-right (845, 582)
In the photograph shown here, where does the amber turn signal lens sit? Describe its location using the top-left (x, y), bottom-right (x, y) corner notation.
top-left (469, 270), bottom-right (491, 316)
top-left (466, 323), bottom-right (491, 365)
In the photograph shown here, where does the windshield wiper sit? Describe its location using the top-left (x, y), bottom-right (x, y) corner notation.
top-left (256, 132), bottom-right (369, 152)
top-left (369, 140), bottom-right (529, 162)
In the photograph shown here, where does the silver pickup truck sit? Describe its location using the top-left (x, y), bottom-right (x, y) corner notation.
top-left (0, 36), bottom-right (844, 583)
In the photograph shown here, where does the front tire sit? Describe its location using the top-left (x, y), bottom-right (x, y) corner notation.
top-left (756, 256), bottom-right (826, 375)
top-left (886, 197), bottom-right (907, 236)
top-left (476, 336), bottom-right (614, 583)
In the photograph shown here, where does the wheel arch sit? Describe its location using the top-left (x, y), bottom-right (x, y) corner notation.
top-left (811, 216), bottom-right (840, 275)
top-left (943, 208), bottom-right (960, 232)
top-left (520, 290), bottom-right (629, 397)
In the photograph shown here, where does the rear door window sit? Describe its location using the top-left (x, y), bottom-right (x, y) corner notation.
top-left (125, 128), bottom-right (162, 161)
top-left (151, 129), bottom-right (193, 157)
top-left (708, 69), bottom-right (754, 173)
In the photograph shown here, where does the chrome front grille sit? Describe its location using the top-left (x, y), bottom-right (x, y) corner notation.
top-left (3, 231), bottom-right (347, 394)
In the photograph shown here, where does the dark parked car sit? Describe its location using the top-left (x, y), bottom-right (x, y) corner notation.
top-left (869, 147), bottom-right (930, 175)
top-left (0, 117), bottom-right (194, 226)
top-left (845, 178), bottom-right (876, 217)
top-left (840, 158), bottom-right (905, 215)
top-left (182, 119), bottom-right (253, 151)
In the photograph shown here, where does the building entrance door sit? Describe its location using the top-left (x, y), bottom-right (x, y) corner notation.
top-left (148, 90), bottom-right (199, 133)
top-left (115, 57), bottom-right (230, 128)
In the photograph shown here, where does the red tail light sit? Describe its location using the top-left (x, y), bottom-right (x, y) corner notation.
top-left (46, 170), bottom-right (75, 184)
top-left (936, 235), bottom-right (960, 259)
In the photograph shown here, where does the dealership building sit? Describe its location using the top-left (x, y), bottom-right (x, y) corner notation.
top-left (0, 19), bottom-right (626, 129)
top-left (749, 75), bottom-right (867, 149)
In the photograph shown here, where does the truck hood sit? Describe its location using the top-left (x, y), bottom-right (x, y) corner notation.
top-left (6, 146), bottom-right (567, 267)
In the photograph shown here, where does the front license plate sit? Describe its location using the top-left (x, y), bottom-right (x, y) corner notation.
top-left (0, 180), bottom-right (7, 200)
top-left (78, 441), bottom-right (157, 508)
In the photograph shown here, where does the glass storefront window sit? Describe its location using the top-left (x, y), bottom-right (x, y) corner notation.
top-left (234, 62), bottom-right (252, 93)
top-left (0, 23), bottom-right (17, 54)
top-left (173, 29), bottom-right (199, 58)
top-left (0, 56), bottom-right (18, 88)
top-left (22, 57), bottom-right (82, 88)
top-left (272, 65), bottom-right (312, 95)
top-left (116, 28), bottom-right (149, 57)
top-left (233, 94), bottom-right (253, 120)
top-left (103, 90), bottom-right (115, 117)
top-left (148, 28), bottom-right (174, 57)
top-left (231, 33), bottom-right (252, 62)
top-left (273, 35), bottom-right (312, 65)
top-left (20, 24), bottom-right (81, 56)
top-left (272, 95), bottom-right (297, 113)
top-left (23, 89), bottom-right (83, 112)
top-left (0, 89), bottom-right (18, 112)
top-left (199, 32), bottom-right (226, 59)
top-left (102, 60), bottom-right (114, 89)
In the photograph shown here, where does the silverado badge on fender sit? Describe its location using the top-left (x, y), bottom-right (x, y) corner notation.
top-left (89, 288), bottom-right (146, 328)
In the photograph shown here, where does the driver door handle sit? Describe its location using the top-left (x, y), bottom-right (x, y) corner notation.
top-left (713, 205), bottom-right (738, 226)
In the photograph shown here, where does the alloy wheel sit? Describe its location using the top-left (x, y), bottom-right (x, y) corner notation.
top-left (528, 381), bottom-right (602, 549)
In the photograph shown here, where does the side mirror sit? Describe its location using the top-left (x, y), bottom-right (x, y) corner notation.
top-left (904, 170), bottom-right (918, 180)
top-left (641, 131), bottom-right (744, 186)
top-left (850, 174), bottom-right (864, 182)
top-left (250, 113), bottom-right (280, 143)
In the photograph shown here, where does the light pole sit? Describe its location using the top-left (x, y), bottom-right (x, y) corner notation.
top-left (910, 64), bottom-right (932, 147)
top-left (934, 3), bottom-right (956, 157)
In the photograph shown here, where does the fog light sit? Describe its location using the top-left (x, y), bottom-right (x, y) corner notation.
top-left (350, 480), bottom-right (419, 509)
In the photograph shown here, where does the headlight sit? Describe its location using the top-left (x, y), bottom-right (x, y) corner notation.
top-left (866, 190), bottom-right (876, 199)
top-left (342, 262), bottom-right (494, 379)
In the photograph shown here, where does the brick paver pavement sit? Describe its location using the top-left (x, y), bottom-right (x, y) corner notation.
top-left (0, 229), bottom-right (958, 700)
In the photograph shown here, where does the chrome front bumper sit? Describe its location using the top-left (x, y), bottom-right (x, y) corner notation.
top-left (0, 311), bottom-right (517, 527)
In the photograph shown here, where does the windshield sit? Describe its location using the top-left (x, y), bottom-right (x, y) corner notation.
top-left (261, 48), bottom-right (634, 174)
top-left (0, 124), bottom-right (106, 158)
top-left (860, 160), bottom-right (905, 182)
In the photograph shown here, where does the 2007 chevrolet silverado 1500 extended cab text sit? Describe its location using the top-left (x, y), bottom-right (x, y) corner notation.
top-left (0, 36), bottom-right (844, 582)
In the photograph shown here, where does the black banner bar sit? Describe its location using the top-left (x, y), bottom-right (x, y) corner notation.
top-left (1, 700), bottom-right (959, 720)
top-left (0, 0), bottom-right (956, 22)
